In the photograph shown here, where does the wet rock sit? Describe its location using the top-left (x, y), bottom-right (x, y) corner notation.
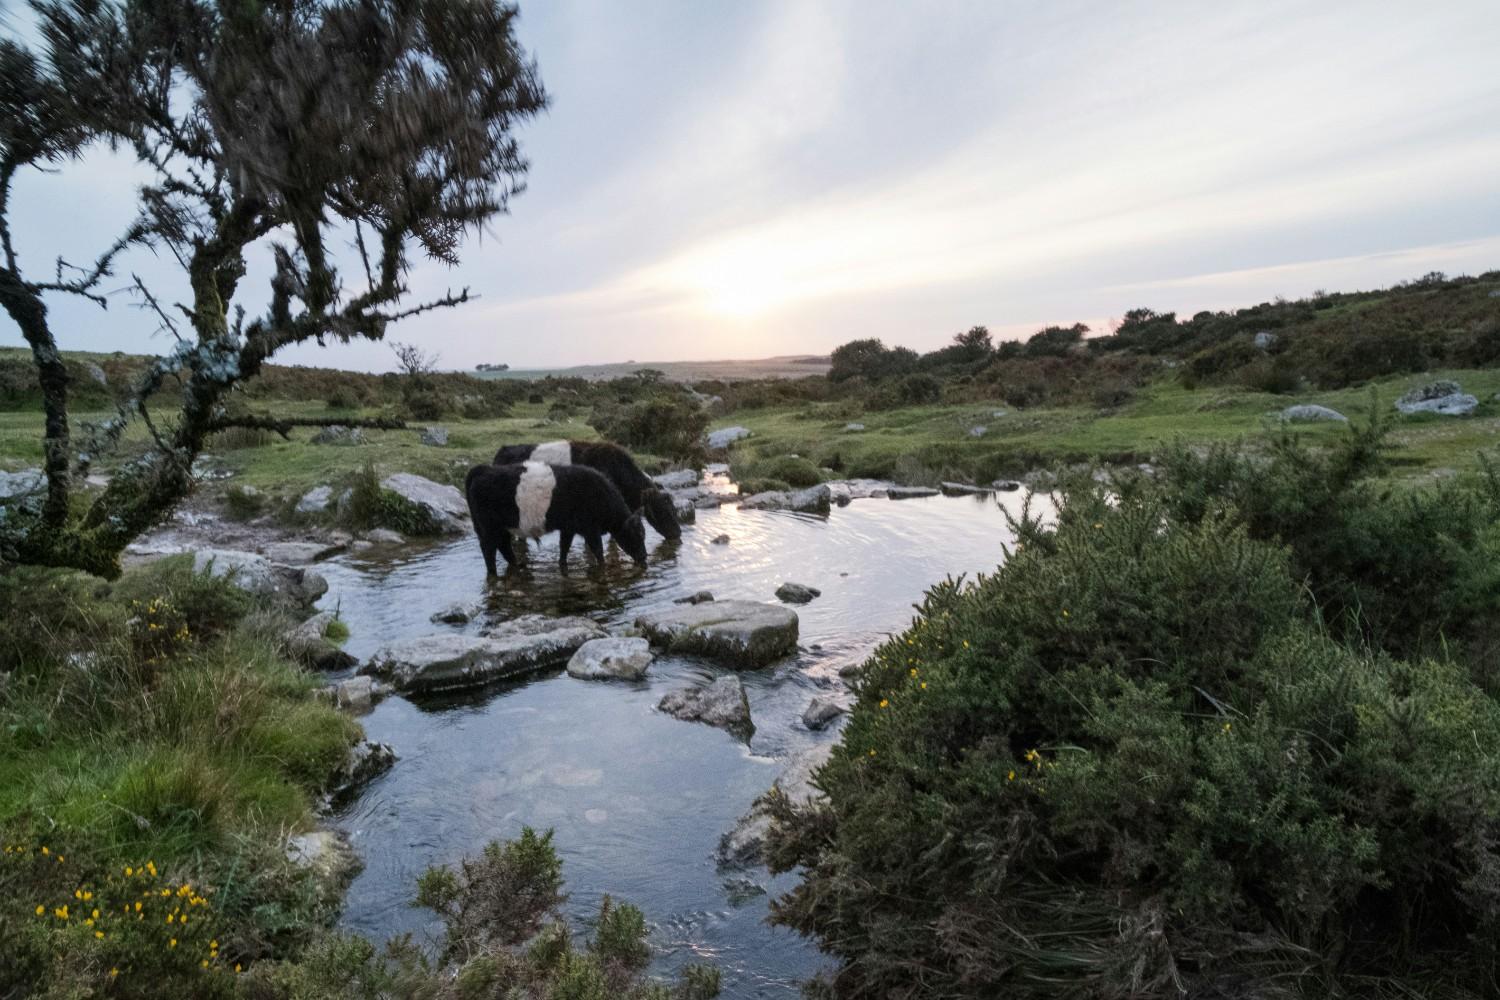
top-left (940, 481), bottom-right (992, 496)
top-left (1280, 404), bottom-right (1347, 423)
top-left (311, 425), bottom-right (365, 446)
top-left (1396, 380), bottom-right (1478, 416)
top-left (993, 479), bottom-right (1022, 491)
top-left (567, 637), bottom-right (653, 681)
top-left (636, 600), bottom-right (798, 668)
top-left (326, 739), bottom-right (397, 802)
top-left (420, 426), bottom-right (449, 447)
top-left (673, 498), bottom-right (697, 524)
top-left (658, 675), bottom-right (752, 734)
top-left (802, 696), bottom-right (845, 730)
top-left (719, 744), bottom-right (833, 867)
top-left (653, 469), bottom-right (700, 490)
top-left (430, 601), bottom-right (483, 625)
top-left (968, 425), bottom-right (987, 437)
top-left (380, 473), bottom-right (468, 533)
top-left (1254, 330), bottom-right (1277, 350)
top-left (285, 611), bottom-right (356, 671)
top-left (286, 830), bottom-right (361, 897)
top-left (674, 590), bottom-right (715, 605)
top-left (824, 479), bottom-right (896, 503)
top-left (192, 549), bottom-right (328, 608)
top-left (738, 483), bottom-right (831, 514)
top-left (296, 485), bottom-right (334, 514)
top-left (364, 527), bottom-right (405, 545)
top-left (320, 675), bottom-right (390, 714)
top-left (776, 582), bottom-right (821, 604)
top-left (707, 426), bottom-right (751, 449)
top-left (711, 534), bottom-right (731, 545)
top-left (844, 422), bottom-right (865, 431)
top-left (886, 486), bottom-right (941, 499)
top-left (0, 468), bottom-right (43, 500)
top-left (363, 615), bottom-right (606, 693)
top-left (694, 494), bottom-right (729, 509)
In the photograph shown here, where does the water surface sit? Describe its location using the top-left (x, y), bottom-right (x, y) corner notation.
top-left (318, 489), bottom-right (1028, 997)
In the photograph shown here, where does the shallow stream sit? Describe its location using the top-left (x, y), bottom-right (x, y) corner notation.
top-left (316, 487), bottom-right (1030, 997)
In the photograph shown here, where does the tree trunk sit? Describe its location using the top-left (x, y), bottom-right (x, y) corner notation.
top-left (0, 269), bottom-right (71, 527)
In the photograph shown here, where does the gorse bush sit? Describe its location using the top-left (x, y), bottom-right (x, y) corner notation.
top-left (590, 394), bottom-right (709, 461)
top-left (243, 828), bottom-right (720, 1000)
top-left (767, 424), bottom-right (1500, 998)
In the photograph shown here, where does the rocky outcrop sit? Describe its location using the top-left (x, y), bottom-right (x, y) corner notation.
top-left (968, 425), bottom-right (987, 437)
top-left (362, 615), bottom-right (606, 693)
top-left (1280, 404), bottom-right (1347, 423)
top-left (420, 426), bottom-right (448, 447)
top-left (775, 582), bottom-right (821, 604)
top-left (707, 426), bottom-right (751, 449)
top-left (801, 696), bottom-right (845, 730)
top-left (262, 540), bottom-right (345, 565)
top-left (296, 486), bottom-right (334, 514)
top-left (319, 675), bottom-right (390, 714)
top-left (719, 744), bottom-right (833, 867)
top-left (326, 739), bottom-right (397, 803)
top-left (844, 422), bottom-right (865, 431)
top-left (380, 473), bottom-right (469, 533)
top-left (652, 469), bottom-right (700, 490)
top-left (1396, 380), bottom-right (1478, 416)
top-left (285, 611), bottom-right (357, 670)
top-left (635, 600), bottom-right (798, 668)
top-left (738, 484), bottom-right (831, 514)
top-left (567, 637), bottom-right (653, 681)
top-left (192, 549), bottom-right (328, 609)
top-left (1253, 331), bottom-right (1277, 350)
top-left (658, 675), bottom-right (752, 735)
top-left (286, 830), bottom-right (362, 901)
top-left (0, 468), bottom-right (43, 500)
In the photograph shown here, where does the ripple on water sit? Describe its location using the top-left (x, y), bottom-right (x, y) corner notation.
top-left (321, 491), bottom-right (1032, 998)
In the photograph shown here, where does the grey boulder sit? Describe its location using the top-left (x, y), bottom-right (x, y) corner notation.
top-left (719, 744), bottom-right (832, 867)
top-left (707, 426), bottom-right (752, 449)
top-left (362, 615), bottom-right (605, 693)
top-left (653, 469), bottom-right (700, 490)
top-left (420, 426), bottom-right (449, 447)
top-left (311, 425), bottom-right (365, 446)
top-left (296, 485), bottom-right (334, 514)
top-left (801, 696), bottom-right (845, 730)
top-left (285, 611), bottom-right (356, 671)
top-left (636, 600), bottom-right (798, 668)
top-left (658, 675), bottom-right (752, 735)
top-left (567, 637), bottom-right (653, 681)
top-left (381, 473), bottom-right (469, 533)
top-left (1396, 381), bottom-right (1478, 416)
top-left (886, 486), bottom-right (941, 499)
top-left (192, 549), bottom-right (328, 608)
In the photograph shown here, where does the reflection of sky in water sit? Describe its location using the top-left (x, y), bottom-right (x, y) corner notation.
top-left (318, 490), bottom-right (1033, 998)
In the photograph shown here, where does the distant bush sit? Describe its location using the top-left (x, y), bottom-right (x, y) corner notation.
top-left (1090, 381), bottom-right (1134, 409)
top-left (401, 389), bottom-right (449, 421)
top-left (589, 394), bottom-right (708, 460)
top-left (829, 339), bottom-right (919, 382)
top-left (325, 385), bottom-right (362, 410)
top-left (1021, 323), bottom-right (1087, 358)
top-left (768, 437), bottom-right (1500, 997)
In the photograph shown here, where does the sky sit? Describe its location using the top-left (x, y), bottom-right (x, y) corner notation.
top-left (3, 0), bottom-right (1499, 372)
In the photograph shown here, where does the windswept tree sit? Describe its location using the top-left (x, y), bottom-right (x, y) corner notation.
top-left (0, 0), bottom-right (546, 575)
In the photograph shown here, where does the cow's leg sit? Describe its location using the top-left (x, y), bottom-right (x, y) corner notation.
top-left (558, 529), bottom-right (574, 569)
top-left (498, 532), bottom-right (518, 569)
top-left (584, 532), bottom-right (606, 565)
top-left (479, 531), bottom-right (498, 577)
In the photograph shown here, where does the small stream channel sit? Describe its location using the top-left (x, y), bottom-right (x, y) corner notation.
top-left (314, 485), bottom-right (1032, 997)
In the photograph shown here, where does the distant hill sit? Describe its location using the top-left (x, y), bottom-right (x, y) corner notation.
top-left (470, 355), bottom-right (830, 382)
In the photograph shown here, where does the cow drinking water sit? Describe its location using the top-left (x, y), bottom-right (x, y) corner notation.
top-left (492, 440), bottom-right (681, 541)
top-left (465, 461), bottom-right (648, 574)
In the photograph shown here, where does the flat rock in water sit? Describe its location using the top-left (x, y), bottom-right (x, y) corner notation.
top-left (326, 739), bottom-right (397, 802)
top-left (711, 534), bottom-right (731, 545)
top-left (380, 473), bottom-right (468, 533)
top-left (263, 540), bottom-right (343, 565)
top-left (887, 486), bottom-right (941, 499)
top-left (192, 549), bottom-right (328, 608)
top-left (321, 675), bottom-right (390, 714)
top-left (993, 479), bottom-right (1022, 491)
top-left (430, 601), bottom-right (483, 625)
top-left (802, 696), bottom-right (845, 730)
top-left (1280, 404), bottom-right (1347, 423)
top-left (707, 426), bottom-right (752, 449)
top-left (738, 483), bottom-right (831, 514)
top-left (658, 675), bottom-right (752, 735)
top-left (635, 600), bottom-right (798, 668)
top-left (362, 615), bottom-right (606, 693)
top-left (940, 481), bottom-right (992, 496)
top-left (1396, 381), bottom-right (1477, 416)
top-left (719, 743), bottom-right (833, 868)
top-left (776, 582), bottom-right (821, 604)
top-left (674, 590), bottom-right (715, 605)
top-left (567, 637), bottom-right (653, 681)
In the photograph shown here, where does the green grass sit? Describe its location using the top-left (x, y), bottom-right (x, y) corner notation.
top-left (716, 368), bottom-right (1500, 485)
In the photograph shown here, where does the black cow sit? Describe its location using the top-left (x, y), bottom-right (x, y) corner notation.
top-left (465, 461), bottom-right (648, 574)
top-left (492, 440), bottom-right (681, 541)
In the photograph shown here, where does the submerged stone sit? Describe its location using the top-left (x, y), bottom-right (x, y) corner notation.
top-left (635, 600), bottom-right (799, 668)
top-left (719, 743), bottom-right (833, 868)
top-left (776, 582), bottom-right (821, 604)
top-left (738, 483), bottom-right (831, 514)
top-left (567, 637), bottom-right (653, 681)
top-left (658, 675), bottom-right (752, 735)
